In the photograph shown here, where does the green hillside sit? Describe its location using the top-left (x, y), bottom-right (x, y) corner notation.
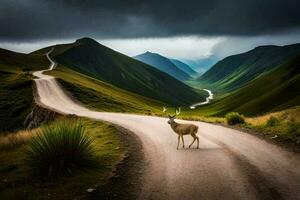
top-left (0, 49), bottom-right (48, 132)
top-left (46, 65), bottom-right (165, 114)
top-left (134, 51), bottom-right (191, 80)
top-left (192, 55), bottom-right (300, 116)
top-left (197, 43), bottom-right (300, 93)
top-left (34, 38), bottom-right (204, 106)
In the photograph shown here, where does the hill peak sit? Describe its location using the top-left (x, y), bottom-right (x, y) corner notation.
top-left (253, 45), bottom-right (280, 50)
top-left (140, 51), bottom-right (160, 57)
top-left (75, 37), bottom-right (99, 45)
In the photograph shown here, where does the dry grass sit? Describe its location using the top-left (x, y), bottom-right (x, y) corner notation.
top-left (246, 110), bottom-right (283, 126)
top-left (245, 107), bottom-right (300, 143)
top-left (0, 128), bottom-right (38, 151)
top-left (246, 107), bottom-right (300, 126)
top-left (180, 115), bottom-right (226, 124)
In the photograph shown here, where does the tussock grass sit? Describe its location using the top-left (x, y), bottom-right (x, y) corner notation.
top-left (26, 119), bottom-right (97, 177)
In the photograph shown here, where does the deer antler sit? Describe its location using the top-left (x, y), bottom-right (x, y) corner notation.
top-left (163, 107), bottom-right (167, 113)
top-left (175, 107), bottom-right (181, 116)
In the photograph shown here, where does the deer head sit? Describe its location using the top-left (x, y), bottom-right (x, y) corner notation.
top-left (163, 107), bottom-right (181, 124)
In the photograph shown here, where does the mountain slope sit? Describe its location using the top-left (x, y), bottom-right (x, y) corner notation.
top-left (169, 59), bottom-right (197, 76)
top-left (195, 55), bottom-right (300, 116)
top-left (34, 38), bottom-right (204, 106)
top-left (197, 43), bottom-right (300, 92)
top-left (134, 51), bottom-right (191, 80)
top-left (47, 66), bottom-right (165, 114)
top-left (0, 48), bottom-right (48, 132)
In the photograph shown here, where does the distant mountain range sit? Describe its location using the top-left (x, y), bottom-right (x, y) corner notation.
top-left (134, 51), bottom-right (191, 81)
top-left (33, 38), bottom-right (205, 106)
top-left (180, 57), bottom-right (217, 74)
top-left (197, 43), bottom-right (300, 93)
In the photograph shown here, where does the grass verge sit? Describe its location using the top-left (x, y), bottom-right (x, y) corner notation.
top-left (0, 117), bottom-right (127, 200)
top-left (182, 107), bottom-right (300, 150)
top-left (245, 107), bottom-right (300, 145)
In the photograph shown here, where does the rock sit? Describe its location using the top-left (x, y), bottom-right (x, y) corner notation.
top-left (87, 188), bottom-right (95, 193)
top-left (271, 135), bottom-right (278, 139)
top-left (23, 104), bottom-right (62, 129)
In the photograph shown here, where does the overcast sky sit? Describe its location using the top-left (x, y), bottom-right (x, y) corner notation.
top-left (1, 0), bottom-right (300, 59)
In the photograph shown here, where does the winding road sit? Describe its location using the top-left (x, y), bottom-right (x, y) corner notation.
top-left (33, 50), bottom-right (300, 200)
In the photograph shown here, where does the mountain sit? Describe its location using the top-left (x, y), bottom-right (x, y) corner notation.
top-left (133, 51), bottom-right (191, 81)
top-left (197, 55), bottom-right (300, 116)
top-left (197, 43), bottom-right (300, 93)
top-left (33, 38), bottom-right (204, 106)
top-left (169, 59), bottom-right (197, 76)
top-left (180, 57), bottom-right (217, 74)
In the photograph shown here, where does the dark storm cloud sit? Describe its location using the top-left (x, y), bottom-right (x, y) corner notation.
top-left (0, 0), bottom-right (300, 41)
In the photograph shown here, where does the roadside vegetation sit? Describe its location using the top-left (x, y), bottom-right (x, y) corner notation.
top-left (0, 117), bottom-right (127, 199)
top-left (246, 107), bottom-right (300, 144)
top-left (179, 107), bottom-right (300, 148)
top-left (26, 119), bottom-right (97, 177)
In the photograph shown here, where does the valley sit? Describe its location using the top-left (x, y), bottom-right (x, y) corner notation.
top-left (30, 48), bottom-right (300, 199)
top-left (1, 1), bottom-right (300, 199)
top-left (0, 39), bottom-right (300, 200)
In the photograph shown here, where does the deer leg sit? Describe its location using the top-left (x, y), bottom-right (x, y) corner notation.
top-left (189, 135), bottom-right (196, 148)
top-left (181, 135), bottom-right (185, 148)
top-left (196, 136), bottom-right (199, 149)
top-left (177, 135), bottom-right (180, 150)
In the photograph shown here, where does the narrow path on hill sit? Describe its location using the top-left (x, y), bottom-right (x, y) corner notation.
top-left (32, 50), bottom-right (300, 200)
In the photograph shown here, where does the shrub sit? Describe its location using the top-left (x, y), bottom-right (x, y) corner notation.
top-left (26, 119), bottom-right (96, 177)
top-left (287, 121), bottom-right (300, 137)
top-left (266, 116), bottom-right (280, 127)
top-left (226, 112), bottom-right (245, 125)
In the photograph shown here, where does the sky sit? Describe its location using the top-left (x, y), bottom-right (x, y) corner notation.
top-left (1, 0), bottom-right (300, 60)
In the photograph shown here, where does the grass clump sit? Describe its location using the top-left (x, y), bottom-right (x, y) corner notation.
top-left (226, 112), bottom-right (245, 125)
top-left (266, 116), bottom-right (280, 127)
top-left (26, 119), bottom-right (96, 177)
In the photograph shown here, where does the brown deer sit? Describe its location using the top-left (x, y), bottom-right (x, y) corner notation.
top-left (164, 107), bottom-right (199, 149)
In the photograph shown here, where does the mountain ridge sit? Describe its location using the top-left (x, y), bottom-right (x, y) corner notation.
top-left (196, 54), bottom-right (300, 116)
top-left (34, 38), bottom-right (205, 106)
top-left (197, 43), bottom-right (300, 92)
top-left (134, 51), bottom-right (191, 81)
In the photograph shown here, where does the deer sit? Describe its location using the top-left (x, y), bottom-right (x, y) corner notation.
top-left (163, 107), bottom-right (199, 150)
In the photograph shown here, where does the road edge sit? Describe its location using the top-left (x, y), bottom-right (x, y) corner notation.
top-left (89, 125), bottom-right (145, 200)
